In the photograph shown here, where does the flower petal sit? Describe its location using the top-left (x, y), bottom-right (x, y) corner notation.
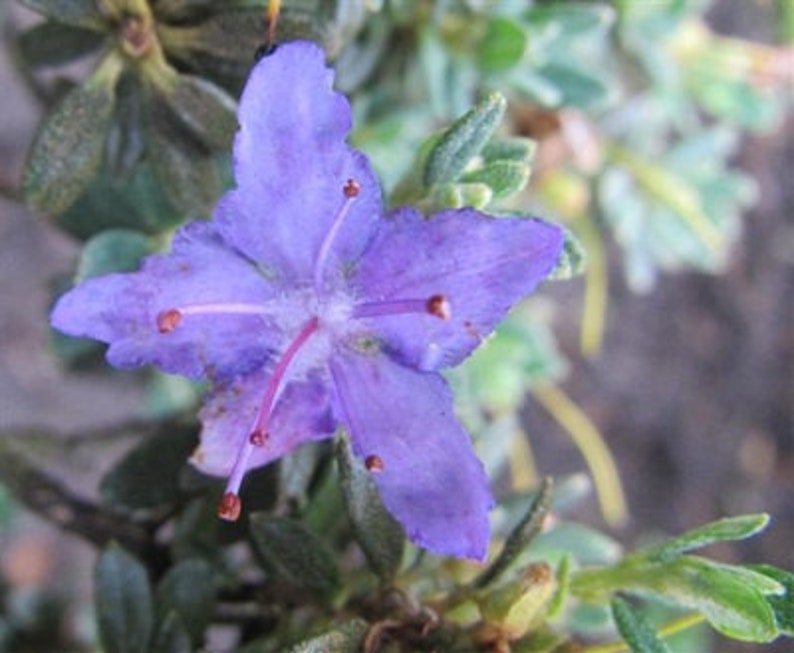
top-left (192, 369), bottom-right (336, 477)
top-left (51, 221), bottom-right (279, 379)
top-left (216, 41), bottom-right (382, 281)
top-left (353, 208), bottom-right (563, 370)
top-left (329, 347), bottom-right (492, 560)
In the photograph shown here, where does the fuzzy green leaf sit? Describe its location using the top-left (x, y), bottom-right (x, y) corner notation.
top-left (75, 229), bottom-right (152, 282)
top-left (95, 545), bottom-right (154, 653)
top-left (429, 182), bottom-right (493, 210)
top-left (286, 619), bottom-right (369, 653)
top-left (249, 514), bottom-right (340, 592)
top-left (150, 612), bottom-right (191, 653)
top-left (278, 442), bottom-right (322, 507)
top-left (155, 559), bottom-right (216, 647)
top-left (160, 10), bottom-right (267, 93)
top-left (154, 0), bottom-right (218, 22)
top-left (533, 522), bottom-right (623, 566)
top-left (749, 564), bottom-right (794, 636)
top-left (658, 558), bottom-right (780, 641)
top-left (460, 161), bottom-right (531, 199)
top-left (526, 3), bottom-right (614, 37)
top-left (24, 58), bottom-right (120, 214)
top-left (16, 20), bottom-right (104, 67)
top-left (574, 556), bottom-right (781, 642)
top-left (144, 91), bottom-right (223, 218)
top-left (57, 163), bottom-right (182, 238)
top-left (640, 514), bottom-right (771, 563)
top-left (548, 228), bottom-right (586, 280)
top-left (481, 137), bottom-right (537, 164)
top-left (537, 64), bottom-right (612, 111)
top-left (424, 93), bottom-right (506, 186)
top-left (20, 0), bottom-right (104, 29)
top-left (476, 478), bottom-right (553, 588)
top-left (99, 427), bottom-right (197, 511)
top-left (159, 74), bottom-right (238, 152)
top-left (611, 597), bottom-right (672, 653)
top-left (335, 434), bottom-right (404, 582)
top-left (478, 16), bottom-right (527, 72)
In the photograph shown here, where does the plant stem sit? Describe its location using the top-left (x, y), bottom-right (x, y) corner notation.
top-left (531, 383), bottom-right (627, 527)
top-left (582, 612), bottom-right (706, 653)
top-left (0, 434), bottom-right (167, 569)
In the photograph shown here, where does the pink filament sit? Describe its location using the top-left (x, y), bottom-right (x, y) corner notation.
top-left (220, 316), bottom-right (320, 515)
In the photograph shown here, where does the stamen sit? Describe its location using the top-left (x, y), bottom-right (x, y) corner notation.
top-left (219, 317), bottom-right (320, 521)
top-left (426, 294), bottom-right (452, 320)
top-left (343, 178), bottom-right (360, 198)
top-left (249, 429), bottom-right (268, 446)
top-left (313, 178), bottom-right (360, 292)
top-left (155, 303), bottom-right (273, 333)
top-left (365, 454), bottom-right (384, 472)
top-left (352, 294), bottom-right (452, 321)
top-left (218, 492), bottom-right (242, 521)
top-left (157, 309), bottom-right (182, 333)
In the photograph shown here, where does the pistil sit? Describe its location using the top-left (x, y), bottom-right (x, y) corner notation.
top-left (218, 316), bottom-right (320, 521)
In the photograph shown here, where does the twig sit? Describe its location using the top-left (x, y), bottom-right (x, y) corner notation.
top-left (0, 435), bottom-right (168, 569)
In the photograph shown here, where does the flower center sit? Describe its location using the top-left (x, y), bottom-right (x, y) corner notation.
top-left (154, 178), bottom-right (452, 521)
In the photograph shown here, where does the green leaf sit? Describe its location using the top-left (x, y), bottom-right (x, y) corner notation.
top-left (158, 74), bottom-right (238, 152)
top-left (461, 303), bottom-right (569, 412)
top-left (574, 556), bottom-right (780, 642)
top-left (159, 10), bottom-right (267, 93)
top-left (749, 565), bottom-right (794, 636)
top-left (75, 229), bottom-right (152, 282)
top-left (145, 95), bottom-right (221, 218)
top-left (476, 478), bottom-right (553, 588)
top-left (511, 70), bottom-right (563, 107)
top-left (24, 55), bottom-right (122, 215)
top-left (481, 137), bottom-right (537, 164)
top-left (278, 442), bottom-right (322, 507)
top-left (154, 0), bottom-right (218, 22)
top-left (95, 545), bottom-right (154, 653)
top-left (286, 619), bottom-right (369, 653)
top-left (527, 2), bottom-right (614, 32)
top-left (150, 612), bottom-right (191, 653)
top-left (335, 434), bottom-right (404, 582)
top-left (57, 163), bottom-right (183, 238)
top-left (16, 21), bottom-right (104, 67)
top-left (533, 522), bottom-right (623, 566)
top-left (658, 558), bottom-right (780, 642)
top-left (640, 514), bottom-right (771, 563)
top-left (144, 91), bottom-right (224, 218)
top-left (478, 17), bottom-right (527, 72)
top-left (249, 514), bottom-right (340, 592)
top-left (429, 182), bottom-right (493, 210)
top-left (155, 559), bottom-right (216, 647)
top-left (611, 597), bottom-right (672, 653)
top-left (460, 161), bottom-right (531, 199)
top-left (547, 228), bottom-right (586, 280)
top-left (536, 64), bottom-right (612, 111)
top-left (479, 563), bottom-right (556, 639)
top-left (547, 555), bottom-right (572, 620)
top-left (99, 427), bottom-right (197, 511)
top-left (424, 93), bottom-right (506, 187)
top-left (19, 0), bottom-right (104, 29)
top-left (513, 627), bottom-right (566, 653)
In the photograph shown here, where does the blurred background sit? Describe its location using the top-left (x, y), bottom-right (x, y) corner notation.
top-left (0, 0), bottom-right (791, 651)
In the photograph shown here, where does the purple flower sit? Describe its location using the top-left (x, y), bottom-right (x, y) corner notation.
top-left (51, 41), bottom-right (563, 561)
